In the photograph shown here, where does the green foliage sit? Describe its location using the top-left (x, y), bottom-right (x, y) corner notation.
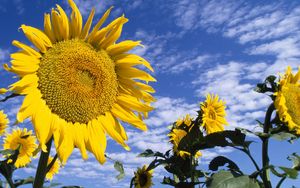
top-left (207, 171), bottom-right (260, 188)
top-left (114, 161), bottom-right (125, 180)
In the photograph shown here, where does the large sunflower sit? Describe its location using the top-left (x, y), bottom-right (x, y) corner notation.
top-left (274, 66), bottom-right (300, 134)
top-left (0, 110), bottom-right (9, 136)
top-left (133, 165), bottom-right (153, 188)
top-left (3, 128), bottom-right (37, 168)
top-left (5, 0), bottom-right (155, 164)
top-left (200, 94), bottom-right (228, 134)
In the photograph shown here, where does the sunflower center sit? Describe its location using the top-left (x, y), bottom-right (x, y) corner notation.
top-left (283, 84), bottom-right (300, 125)
top-left (37, 39), bottom-right (118, 124)
top-left (207, 107), bottom-right (217, 120)
top-left (139, 173), bottom-right (148, 186)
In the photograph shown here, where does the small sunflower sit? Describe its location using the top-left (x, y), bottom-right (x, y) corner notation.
top-left (3, 128), bottom-right (37, 168)
top-left (0, 110), bottom-right (9, 136)
top-left (6, 0), bottom-right (155, 164)
top-left (133, 165), bottom-right (153, 188)
top-left (46, 156), bottom-right (60, 180)
top-left (274, 66), bottom-right (300, 134)
top-left (201, 94), bottom-right (228, 134)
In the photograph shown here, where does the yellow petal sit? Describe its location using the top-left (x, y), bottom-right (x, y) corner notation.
top-left (117, 94), bottom-right (154, 112)
top-left (32, 101), bottom-right (53, 152)
top-left (20, 25), bottom-right (52, 53)
top-left (87, 6), bottom-right (113, 43)
top-left (44, 13), bottom-right (56, 43)
top-left (106, 40), bottom-right (142, 56)
top-left (9, 74), bottom-right (39, 94)
top-left (0, 88), bottom-right (7, 94)
top-left (98, 113), bottom-right (129, 150)
top-left (68, 0), bottom-right (83, 38)
top-left (99, 16), bottom-right (128, 49)
top-left (72, 122), bottom-right (88, 160)
top-left (110, 103), bottom-right (147, 131)
top-left (117, 67), bottom-right (156, 82)
top-left (115, 54), bottom-right (154, 72)
top-left (12, 40), bottom-right (41, 58)
top-left (86, 119), bottom-right (106, 164)
top-left (80, 8), bottom-right (95, 39)
top-left (17, 90), bottom-right (41, 123)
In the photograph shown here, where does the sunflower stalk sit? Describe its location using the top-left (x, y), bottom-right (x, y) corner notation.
top-left (261, 103), bottom-right (274, 188)
top-left (33, 138), bottom-right (53, 188)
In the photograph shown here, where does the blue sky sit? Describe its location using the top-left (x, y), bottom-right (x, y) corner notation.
top-left (1, 0), bottom-right (300, 187)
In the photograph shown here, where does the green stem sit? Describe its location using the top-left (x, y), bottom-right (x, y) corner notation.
top-left (243, 148), bottom-right (262, 179)
top-left (276, 176), bottom-right (287, 188)
top-left (6, 177), bottom-right (15, 188)
top-left (0, 93), bottom-right (20, 103)
top-left (262, 104), bottom-right (274, 188)
top-left (189, 155), bottom-right (195, 188)
top-left (33, 138), bottom-right (53, 188)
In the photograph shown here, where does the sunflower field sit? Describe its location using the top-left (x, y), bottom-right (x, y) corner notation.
top-left (0, 0), bottom-right (300, 188)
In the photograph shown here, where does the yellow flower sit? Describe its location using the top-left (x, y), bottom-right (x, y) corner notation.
top-left (46, 156), bottom-right (60, 180)
top-left (274, 66), bottom-right (300, 134)
top-left (133, 165), bottom-right (153, 188)
top-left (3, 128), bottom-right (37, 168)
top-left (175, 114), bottom-right (193, 127)
top-left (0, 110), bottom-right (9, 136)
top-left (6, 0), bottom-right (155, 164)
top-left (201, 94), bottom-right (228, 134)
top-left (168, 128), bottom-right (195, 158)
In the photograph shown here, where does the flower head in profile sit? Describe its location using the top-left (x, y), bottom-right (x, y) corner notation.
top-left (200, 94), bottom-right (228, 134)
top-left (133, 165), bottom-right (153, 188)
top-left (274, 66), bottom-right (300, 134)
top-left (3, 128), bottom-right (37, 168)
top-left (46, 156), bottom-right (60, 180)
top-left (0, 110), bottom-right (9, 136)
top-left (6, 0), bottom-right (155, 164)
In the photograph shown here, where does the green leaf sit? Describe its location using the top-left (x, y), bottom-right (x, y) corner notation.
top-left (288, 153), bottom-right (300, 170)
top-left (114, 161), bottom-right (125, 180)
top-left (161, 177), bottom-right (176, 186)
top-left (209, 156), bottom-right (241, 173)
top-left (138, 149), bottom-right (164, 158)
top-left (279, 167), bottom-right (298, 179)
top-left (0, 149), bottom-right (15, 155)
top-left (14, 176), bottom-right (34, 187)
top-left (187, 129), bottom-right (246, 152)
top-left (271, 132), bottom-right (297, 142)
top-left (207, 171), bottom-right (260, 188)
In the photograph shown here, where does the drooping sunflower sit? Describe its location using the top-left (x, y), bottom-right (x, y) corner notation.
top-left (3, 128), bottom-right (37, 168)
top-left (274, 66), bottom-right (300, 134)
top-left (0, 110), bottom-right (9, 136)
top-left (46, 156), bottom-right (60, 180)
top-left (133, 165), bottom-right (153, 188)
top-left (5, 0), bottom-right (155, 164)
top-left (200, 94), bottom-right (228, 134)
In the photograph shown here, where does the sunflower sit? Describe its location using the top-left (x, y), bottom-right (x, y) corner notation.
top-left (201, 94), bottom-right (228, 134)
top-left (274, 66), bottom-right (300, 134)
top-left (0, 110), bottom-right (9, 136)
top-left (3, 128), bottom-right (37, 168)
top-left (5, 0), bottom-right (155, 164)
top-left (133, 165), bottom-right (153, 188)
top-left (168, 128), bottom-right (195, 158)
top-left (46, 156), bottom-right (60, 180)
